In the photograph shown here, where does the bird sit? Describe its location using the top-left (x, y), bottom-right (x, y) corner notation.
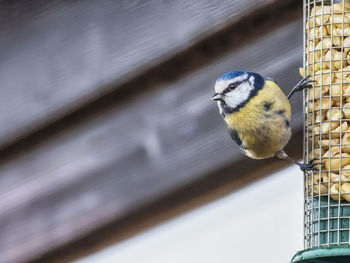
top-left (211, 71), bottom-right (315, 172)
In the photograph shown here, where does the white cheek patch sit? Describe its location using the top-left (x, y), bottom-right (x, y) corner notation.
top-left (225, 80), bottom-right (254, 109)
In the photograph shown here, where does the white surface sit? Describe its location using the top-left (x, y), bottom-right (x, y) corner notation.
top-left (76, 165), bottom-right (304, 263)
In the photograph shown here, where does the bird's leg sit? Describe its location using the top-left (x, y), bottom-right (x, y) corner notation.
top-left (287, 76), bottom-right (315, 100)
top-left (275, 150), bottom-right (319, 172)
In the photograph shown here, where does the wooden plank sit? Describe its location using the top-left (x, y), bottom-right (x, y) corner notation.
top-left (33, 131), bottom-right (303, 263)
top-left (0, 20), bottom-right (304, 263)
top-left (0, 0), bottom-right (302, 167)
top-left (0, 0), bottom-right (280, 147)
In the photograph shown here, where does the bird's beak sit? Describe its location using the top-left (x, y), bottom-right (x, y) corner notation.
top-left (212, 93), bottom-right (224, 101)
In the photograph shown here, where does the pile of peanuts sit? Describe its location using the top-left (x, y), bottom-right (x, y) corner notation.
top-left (303, 2), bottom-right (350, 202)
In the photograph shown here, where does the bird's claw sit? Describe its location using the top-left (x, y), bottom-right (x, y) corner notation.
top-left (297, 158), bottom-right (320, 172)
top-left (294, 75), bottom-right (315, 92)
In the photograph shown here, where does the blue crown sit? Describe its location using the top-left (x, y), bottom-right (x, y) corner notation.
top-left (216, 71), bottom-right (245, 81)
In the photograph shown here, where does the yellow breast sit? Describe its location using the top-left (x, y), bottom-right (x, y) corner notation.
top-left (224, 80), bottom-right (292, 159)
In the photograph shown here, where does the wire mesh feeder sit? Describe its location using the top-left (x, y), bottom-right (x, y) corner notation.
top-left (292, 0), bottom-right (350, 262)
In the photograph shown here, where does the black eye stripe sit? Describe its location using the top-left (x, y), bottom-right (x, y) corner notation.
top-left (223, 80), bottom-right (245, 93)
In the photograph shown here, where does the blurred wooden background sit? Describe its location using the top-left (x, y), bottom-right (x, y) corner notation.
top-left (0, 1), bottom-right (304, 262)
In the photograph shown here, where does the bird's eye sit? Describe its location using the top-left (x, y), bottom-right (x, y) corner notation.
top-left (228, 83), bottom-right (236, 89)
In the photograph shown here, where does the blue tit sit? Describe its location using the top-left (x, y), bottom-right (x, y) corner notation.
top-left (212, 71), bottom-right (315, 172)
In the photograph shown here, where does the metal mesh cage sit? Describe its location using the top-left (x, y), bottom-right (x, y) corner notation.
top-left (304, 0), bottom-right (350, 249)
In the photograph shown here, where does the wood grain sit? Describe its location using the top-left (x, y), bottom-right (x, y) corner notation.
top-left (0, 1), bottom-right (304, 262)
top-left (0, 20), bottom-right (303, 263)
top-left (0, 0), bottom-right (277, 147)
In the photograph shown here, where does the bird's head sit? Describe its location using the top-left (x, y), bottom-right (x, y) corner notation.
top-left (212, 71), bottom-right (264, 116)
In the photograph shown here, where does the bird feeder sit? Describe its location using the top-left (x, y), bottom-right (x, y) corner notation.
top-left (292, 0), bottom-right (350, 262)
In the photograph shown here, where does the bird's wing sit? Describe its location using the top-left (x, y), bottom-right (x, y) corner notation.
top-left (228, 128), bottom-right (246, 150)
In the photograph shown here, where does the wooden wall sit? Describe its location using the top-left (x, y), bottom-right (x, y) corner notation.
top-left (0, 1), bottom-right (303, 262)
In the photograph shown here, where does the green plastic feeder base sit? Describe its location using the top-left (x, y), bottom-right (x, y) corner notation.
top-left (291, 245), bottom-right (350, 262)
